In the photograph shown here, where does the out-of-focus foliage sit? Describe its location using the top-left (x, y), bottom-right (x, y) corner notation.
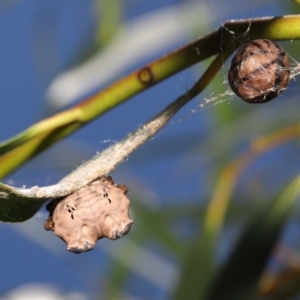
top-left (1, 0), bottom-right (300, 300)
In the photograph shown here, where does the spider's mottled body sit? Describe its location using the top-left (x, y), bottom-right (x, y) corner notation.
top-left (44, 176), bottom-right (133, 253)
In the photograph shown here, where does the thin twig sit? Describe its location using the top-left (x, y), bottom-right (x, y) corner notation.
top-left (2, 51), bottom-right (227, 200)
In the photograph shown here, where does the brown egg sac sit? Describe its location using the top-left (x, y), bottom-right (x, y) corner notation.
top-left (44, 176), bottom-right (133, 253)
top-left (228, 39), bottom-right (290, 103)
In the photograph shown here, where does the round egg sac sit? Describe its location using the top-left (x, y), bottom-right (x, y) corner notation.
top-left (228, 39), bottom-right (290, 103)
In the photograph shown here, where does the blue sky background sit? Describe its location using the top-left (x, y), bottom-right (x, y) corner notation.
top-left (0, 1), bottom-right (300, 299)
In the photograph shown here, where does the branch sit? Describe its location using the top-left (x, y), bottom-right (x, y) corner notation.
top-left (0, 15), bottom-right (299, 178)
top-left (0, 14), bottom-right (299, 222)
top-left (3, 49), bottom-right (226, 202)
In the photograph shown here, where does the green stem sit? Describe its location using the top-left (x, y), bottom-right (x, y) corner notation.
top-left (0, 15), bottom-right (299, 178)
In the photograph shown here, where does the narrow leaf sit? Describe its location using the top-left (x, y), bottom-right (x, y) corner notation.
top-left (0, 182), bottom-right (47, 222)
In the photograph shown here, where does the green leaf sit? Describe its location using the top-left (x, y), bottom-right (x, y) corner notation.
top-left (205, 177), bottom-right (300, 300)
top-left (0, 182), bottom-right (48, 222)
top-left (0, 15), bottom-right (299, 178)
top-left (95, 0), bottom-right (123, 47)
top-left (172, 175), bottom-right (300, 300)
top-left (205, 206), bottom-right (285, 300)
